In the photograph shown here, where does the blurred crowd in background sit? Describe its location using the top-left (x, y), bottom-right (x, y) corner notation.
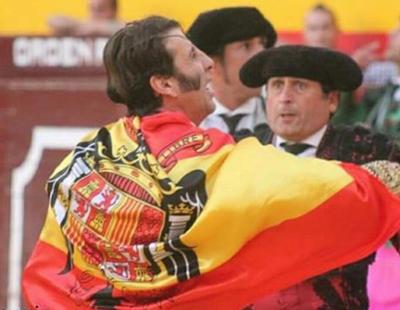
top-left (38, 0), bottom-right (400, 141)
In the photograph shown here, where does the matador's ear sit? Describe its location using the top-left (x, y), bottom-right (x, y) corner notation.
top-left (150, 75), bottom-right (177, 98)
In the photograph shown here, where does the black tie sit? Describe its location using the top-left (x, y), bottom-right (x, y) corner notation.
top-left (280, 142), bottom-right (312, 155)
top-left (220, 114), bottom-right (245, 135)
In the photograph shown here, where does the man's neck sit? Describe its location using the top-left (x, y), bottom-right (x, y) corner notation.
top-left (275, 125), bottom-right (328, 148)
top-left (214, 96), bottom-right (242, 111)
top-left (213, 87), bottom-right (252, 110)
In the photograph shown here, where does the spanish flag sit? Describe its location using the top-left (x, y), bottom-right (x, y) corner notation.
top-left (23, 111), bottom-right (400, 309)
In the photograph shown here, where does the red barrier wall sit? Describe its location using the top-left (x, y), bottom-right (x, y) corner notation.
top-left (0, 36), bottom-right (126, 309)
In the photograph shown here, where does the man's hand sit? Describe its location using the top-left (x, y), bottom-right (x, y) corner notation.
top-left (47, 15), bottom-right (81, 36)
top-left (351, 41), bottom-right (380, 69)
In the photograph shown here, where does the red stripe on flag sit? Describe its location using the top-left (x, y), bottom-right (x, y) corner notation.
top-left (23, 242), bottom-right (104, 310)
top-left (151, 164), bottom-right (400, 309)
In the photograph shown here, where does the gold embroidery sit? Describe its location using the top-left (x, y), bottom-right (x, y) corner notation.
top-left (363, 160), bottom-right (400, 195)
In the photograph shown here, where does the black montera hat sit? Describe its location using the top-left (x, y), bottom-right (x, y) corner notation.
top-left (187, 7), bottom-right (277, 55)
top-left (240, 45), bottom-right (362, 91)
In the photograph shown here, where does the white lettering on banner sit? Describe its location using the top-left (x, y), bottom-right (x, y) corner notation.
top-left (12, 37), bottom-right (108, 67)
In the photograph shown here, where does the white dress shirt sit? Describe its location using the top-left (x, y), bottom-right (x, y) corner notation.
top-left (274, 125), bottom-right (328, 158)
top-left (200, 96), bottom-right (266, 133)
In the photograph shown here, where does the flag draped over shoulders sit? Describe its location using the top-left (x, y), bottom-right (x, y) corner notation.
top-left (23, 111), bottom-right (400, 309)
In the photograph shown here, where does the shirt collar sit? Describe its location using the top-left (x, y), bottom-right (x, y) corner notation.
top-left (213, 96), bottom-right (262, 116)
top-left (276, 125), bottom-right (328, 149)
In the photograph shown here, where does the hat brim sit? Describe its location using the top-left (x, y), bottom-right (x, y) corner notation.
top-left (240, 45), bottom-right (363, 92)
